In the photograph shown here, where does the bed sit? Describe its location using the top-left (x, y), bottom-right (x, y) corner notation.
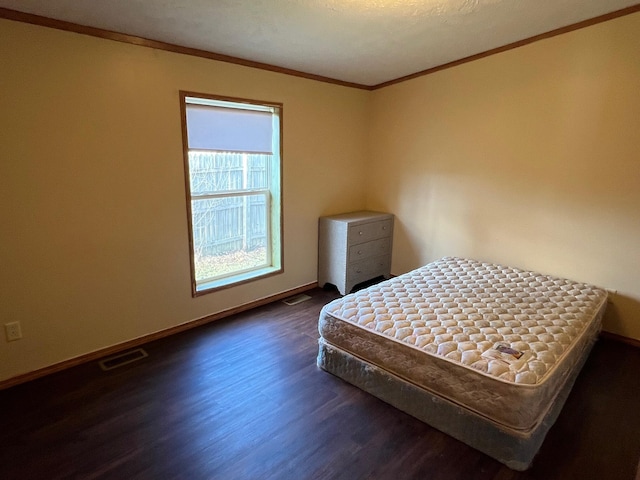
top-left (317, 257), bottom-right (607, 470)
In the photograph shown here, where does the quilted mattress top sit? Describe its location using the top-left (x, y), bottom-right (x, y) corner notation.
top-left (325, 257), bottom-right (607, 386)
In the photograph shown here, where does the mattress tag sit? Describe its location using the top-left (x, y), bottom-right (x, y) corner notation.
top-left (481, 343), bottom-right (532, 371)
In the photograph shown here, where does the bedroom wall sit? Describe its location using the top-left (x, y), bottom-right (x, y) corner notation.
top-left (0, 19), bottom-right (370, 383)
top-left (368, 12), bottom-right (640, 340)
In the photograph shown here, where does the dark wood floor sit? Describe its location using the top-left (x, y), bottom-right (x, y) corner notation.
top-left (1, 287), bottom-right (639, 480)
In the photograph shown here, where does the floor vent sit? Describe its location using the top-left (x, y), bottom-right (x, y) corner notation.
top-left (282, 293), bottom-right (312, 306)
top-left (99, 348), bottom-right (148, 371)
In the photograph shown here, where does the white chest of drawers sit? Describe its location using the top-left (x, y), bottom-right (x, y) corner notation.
top-left (318, 211), bottom-right (394, 295)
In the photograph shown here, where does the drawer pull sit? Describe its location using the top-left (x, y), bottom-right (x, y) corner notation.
top-left (359, 231), bottom-right (363, 235)
top-left (357, 250), bottom-right (362, 255)
top-left (382, 226), bottom-right (386, 230)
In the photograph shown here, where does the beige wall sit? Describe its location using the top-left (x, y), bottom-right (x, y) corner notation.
top-left (0, 19), bottom-right (369, 382)
top-left (2, 11), bottom-right (639, 384)
top-left (368, 12), bottom-right (640, 340)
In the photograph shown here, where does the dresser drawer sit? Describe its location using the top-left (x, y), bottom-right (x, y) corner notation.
top-left (347, 219), bottom-right (392, 245)
top-left (348, 237), bottom-right (391, 263)
top-left (347, 255), bottom-right (391, 285)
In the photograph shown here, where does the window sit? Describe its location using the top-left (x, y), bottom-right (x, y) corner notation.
top-left (179, 92), bottom-right (283, 295)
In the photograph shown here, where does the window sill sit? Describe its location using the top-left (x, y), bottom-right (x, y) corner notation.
top-left (194, 266), bottom-right (282, 295)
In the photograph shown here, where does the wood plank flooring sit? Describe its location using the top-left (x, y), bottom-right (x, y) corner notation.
top-left (1, 287), bottom-right (639, 480)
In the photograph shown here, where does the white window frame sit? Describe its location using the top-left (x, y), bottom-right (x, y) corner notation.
top-left (179, 92), bottom-right (283, 296)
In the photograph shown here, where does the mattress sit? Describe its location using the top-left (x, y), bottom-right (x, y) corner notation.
top-left (318, 257), bottom-right (607, 432)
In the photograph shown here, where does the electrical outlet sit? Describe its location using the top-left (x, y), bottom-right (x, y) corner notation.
top-left (5, 321), bottom-right (22, 342)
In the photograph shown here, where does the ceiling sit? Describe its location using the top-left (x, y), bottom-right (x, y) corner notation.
top-left (1, 0), bottom-right (638, 87)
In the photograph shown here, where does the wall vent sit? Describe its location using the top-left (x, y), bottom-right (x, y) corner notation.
top-left (99, 348), bottom-right (148, 371)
